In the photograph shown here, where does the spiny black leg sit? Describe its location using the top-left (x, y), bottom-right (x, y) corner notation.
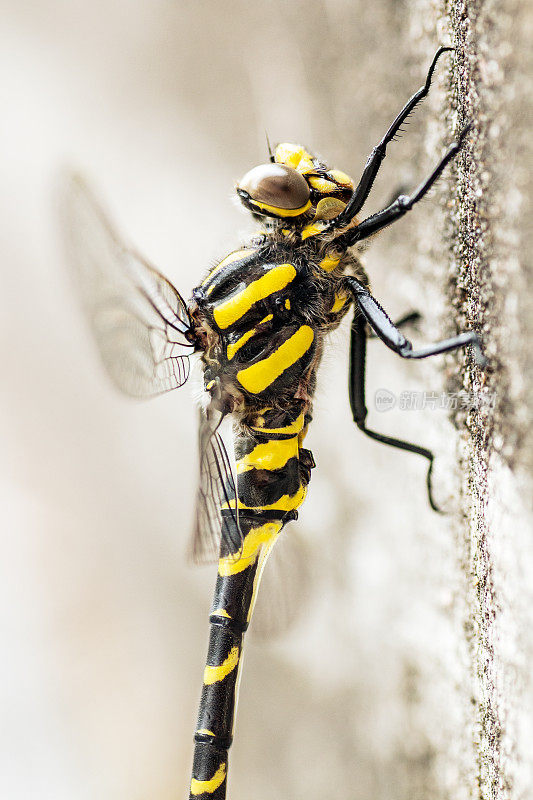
top-left (349, 312), bottom-right (441, 512)
top-left (342, 124), bottom-right (472, 247)
top-left (367, 310), bottom-right (421, 338)
top-left (344, 275), bottom-right (486, 366)
top-left (328, 46), bottom-right (453, 231)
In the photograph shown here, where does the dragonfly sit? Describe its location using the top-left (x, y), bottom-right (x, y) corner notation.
top-left (62, 46), bottom-right (485, 800)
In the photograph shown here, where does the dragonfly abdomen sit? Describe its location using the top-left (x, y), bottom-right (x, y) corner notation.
top-left (190, 406), bottom-right (313, 799)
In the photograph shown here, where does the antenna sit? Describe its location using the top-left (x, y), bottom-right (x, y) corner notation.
top-left (265, 130), bottom-right (274, 163)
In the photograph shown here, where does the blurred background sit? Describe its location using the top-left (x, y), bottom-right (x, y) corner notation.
top-left (2, 2), bottom-right (532, 799)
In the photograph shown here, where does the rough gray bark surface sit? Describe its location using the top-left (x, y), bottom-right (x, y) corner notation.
top-left (409, 1), bottom-right (533, 798)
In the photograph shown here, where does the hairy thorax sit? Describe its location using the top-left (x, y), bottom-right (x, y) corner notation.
top-left (188, 236), bottom-right (367, 416)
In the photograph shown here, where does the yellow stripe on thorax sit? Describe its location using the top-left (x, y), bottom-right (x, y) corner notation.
top-left (330, 292), bottom-right (348, 313)
top-left (227, 329), bottom-right (255, 361)
top-left (236, 436), bottom-right (298, 474)
top-left (301, 221), bottom-right (326, 240)
top-left (203, 645), bottom-right (240, 685)
top-left (226, 314), bottom-right (273, 360)
top-left (213, 264), bottom-right (296, 329)
top-left (190, 763), bottom-right (226, 796)
top-left (202, 249), bottom-right (250, 289)
top-left (237, 325), bottom-right (314, 393)
top-left (319, 252), bottom-right (341, 271)
top-left (218, 521), bottom-right (282, 576)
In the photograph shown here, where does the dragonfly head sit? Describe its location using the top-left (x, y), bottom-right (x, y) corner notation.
top-left (236, 142), bottom-right (354, 226)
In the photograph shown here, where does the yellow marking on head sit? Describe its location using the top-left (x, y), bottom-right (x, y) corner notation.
top-left (274, 143), bottom-right (314, 174)
top-left (284, 298), bottom-right (290, 310)
top-left (213, 264), bottom-right (296, 329)
top-left (330, 292), bottom-right (348, 313)
top-left (328, 169), bottom-right (353, 187)
top-left (201, 249), bottom-right (250, 288)
top-left (212, 608), bottom-right (231, 619)
top-left (250, 411), bottom-right (305, 435)
top-left (237, 326), bottom-right (314, 393)
top-left (206, 379), bottom-right (216, 390)
top-left (309, 176), bottom-right (337, 192)
top-left (203, 645), bottom-right (240, 685)
top-left (296, 157), bottom-right (314, 174)
top-left (227, 329), bottom-right (256, 361)
top-left (319, 253), bottom-right (341, 272)
top-left (218, 522), bottom-right (283, 575)
top-left (236, 436), bottom-right (298, 474)
top-left (190, 763), bottom-right (226, 796)
top-left (249, 198), bottom-right (311, 217)
top-left (223, 485), bottom-right (307, 515)
top-left (275, 142), bottom-right (305, 167)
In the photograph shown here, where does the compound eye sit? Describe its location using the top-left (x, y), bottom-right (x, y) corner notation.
top-left (238, 163), bottom-right (310, 211)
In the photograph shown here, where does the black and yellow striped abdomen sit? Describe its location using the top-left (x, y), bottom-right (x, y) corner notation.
top-left (189, 407), bottom-right (313, 799)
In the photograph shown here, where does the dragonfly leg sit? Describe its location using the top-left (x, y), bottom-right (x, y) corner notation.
top-left (349, 311), bottom-right (441, 512)
top-left (333, 122), bottom-right (472, 252)
top-left (367, 310), bottom-right (421, 338)
top-left (344, 276), bottom-right (486, 366)
top-left (326, 46), bottom-right (453, 230)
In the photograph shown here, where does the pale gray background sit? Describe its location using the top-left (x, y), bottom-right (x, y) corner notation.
top-left (2, 2), bottom-right (531, 799)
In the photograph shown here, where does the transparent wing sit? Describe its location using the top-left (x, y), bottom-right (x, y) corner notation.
top-left (250, 528), bottom-right (311, 639)
top-left (61, 173), bottom-right (242, 563)
top-left (188, 407), bottom-right (243, 564)
top-left (60, 171), bottom-right (194, 398)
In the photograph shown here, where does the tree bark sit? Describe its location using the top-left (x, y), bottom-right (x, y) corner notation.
top-left (408, 2), bottom-right (533, 798)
